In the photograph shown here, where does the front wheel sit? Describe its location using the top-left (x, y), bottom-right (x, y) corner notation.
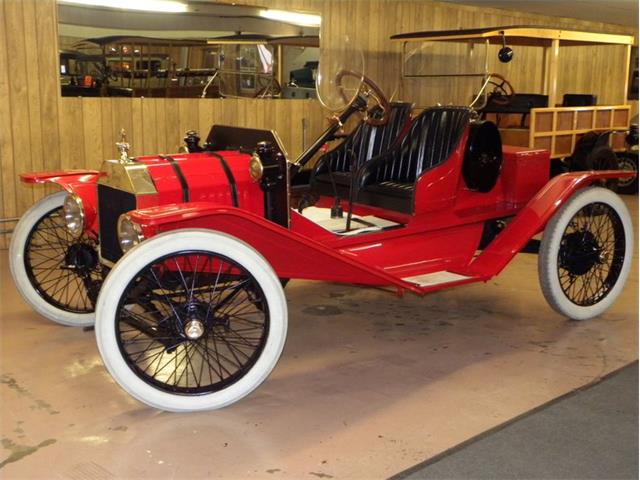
top-left (538, 187), bottom-right (633, 320)
top-left (95, 229), bottom-right (288, 412)
top-left (9, 191), bottom-right (101, 326)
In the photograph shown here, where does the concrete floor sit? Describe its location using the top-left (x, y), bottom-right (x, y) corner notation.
top-left (0, 196), bottom-right (637, 479)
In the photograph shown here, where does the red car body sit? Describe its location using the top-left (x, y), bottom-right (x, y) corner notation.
top-left (19, 122), bottom-right (634, 296)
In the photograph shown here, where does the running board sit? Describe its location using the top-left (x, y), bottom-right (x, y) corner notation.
top-left (402, 271), bottom-right (475, 289)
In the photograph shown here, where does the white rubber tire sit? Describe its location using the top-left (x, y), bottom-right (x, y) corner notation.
top-left (95, 229), bottom-right (288, 412)
top-left (9, 191), bottom-right (96, 326)
top-left (538, 187), bottom-right (633, 320)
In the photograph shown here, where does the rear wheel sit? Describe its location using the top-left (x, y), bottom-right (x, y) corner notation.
top-left (617, 153), bottom-right (638, 194)
top-left (586, 145), bottom-right (619, 191)
top-left (9, 192), bottom-right (101, 326)
top-left (95, 229), bottom-right (287, 412)
top-left (538, 187), bottom-right (633, 320)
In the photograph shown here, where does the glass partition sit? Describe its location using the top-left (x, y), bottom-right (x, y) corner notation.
top-left (57, 1), bottom-right (320, 98)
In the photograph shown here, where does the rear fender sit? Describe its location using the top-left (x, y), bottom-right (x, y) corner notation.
top-left (128, 202), bottom-right (412, 287)
top-left (20, 171), bottom-right (100, 232)
top-left (466, 170), bottom-right (634, 278)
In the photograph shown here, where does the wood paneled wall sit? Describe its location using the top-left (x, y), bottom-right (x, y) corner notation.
top-left (58, 97), bottom-right (326, 169)
top-left (1, 0), bottom-right (62, 248)
top-left (0, 0), bottom-right (637, 248)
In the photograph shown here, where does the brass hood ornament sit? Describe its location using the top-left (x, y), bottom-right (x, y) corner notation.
top-left (115, 129), bottom-right (132, 163)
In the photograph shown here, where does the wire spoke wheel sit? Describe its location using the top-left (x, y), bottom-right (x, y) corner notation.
top-left (96, 230), bottom-right (287, 411)
top-left (116, 250), bottom-right (270, 395)
top-left (10, 192), bottom-right (98, 325)
top-left (538, 187), bottom-right (633, 320)
top-left (556, 203), bottom-right (625, 306)
top-left (24, 205), bottom-right (101, 314)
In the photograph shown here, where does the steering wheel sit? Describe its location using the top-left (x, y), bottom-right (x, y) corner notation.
top-left (486, 73), bottom-right (515, 106)
top-left (335, 70), bottom-right (391, 126)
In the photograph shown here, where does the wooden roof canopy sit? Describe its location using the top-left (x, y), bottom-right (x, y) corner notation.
top-left (207, 35), bottom-right (319, 47)
top-left (77, 36), bottom-right (209, 47)
top-left (75, 35), bottom-right (319, 48)
top-left (391, 25), bottom-right (635, 47)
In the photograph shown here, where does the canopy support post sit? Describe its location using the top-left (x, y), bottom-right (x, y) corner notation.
top-left (622, 44), bottom-right (632, 106)
top-left (543, 39), bottom-right (560, 106)
top-left (276, 44), bottom-right (283, 88)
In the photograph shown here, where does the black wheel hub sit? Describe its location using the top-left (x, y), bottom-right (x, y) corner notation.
top-left (559, 230), bottom-right (601, 275)
top-left (617, 155), bottom-right (637, 188)
top-left (64, 243), bottom-right (99, 275)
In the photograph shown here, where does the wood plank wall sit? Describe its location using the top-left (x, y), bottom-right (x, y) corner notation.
top-left (0, 0), bottom-right (637, 248)
top-left (59, 97), bottom-right (326, 168)
top-left (1, 0), bottom-right (63, 248)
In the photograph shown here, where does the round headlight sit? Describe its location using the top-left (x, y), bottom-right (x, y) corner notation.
top-left (63, 194), bottom-right (84, 238)
top-left (249, 154), bottom-right (264, 181)
top-left (117, 215), bottom-right (144, 253)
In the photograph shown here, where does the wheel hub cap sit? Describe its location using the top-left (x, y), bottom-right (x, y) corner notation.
top-left (184, 320), bottom-right (205, 340)
top-left (560, 230), bottom-right (601, 275)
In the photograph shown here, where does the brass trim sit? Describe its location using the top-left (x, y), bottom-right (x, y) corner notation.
top-left (270, 129), bottom-right (289, 161)
top-left (98, 160), bottom-right (157, 195)
top-left (249, 154), bottom-right (264, 181)
top-left (117, 214), bottom-right (145, 253)
top-left (64, 192), bottom-right (85, 239)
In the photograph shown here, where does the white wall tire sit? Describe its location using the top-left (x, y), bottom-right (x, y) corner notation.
top-left (9, 192), bottom-right (98, 326)
top-left (538, 187), bottom-right (633, 320)
top-left (95, 229), bottom-right (288, 412)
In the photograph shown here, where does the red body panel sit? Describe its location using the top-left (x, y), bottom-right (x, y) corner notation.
top-left (135, 152), bottom-right (264, 215)
top-left (129, 204), bottom-right (413, 289)
top-left (413, 130), bottom-right (470, 213)
top-left (501, 146), bottom-right (550, 205)
top-left (22, 152), bottom-right (263, 239)
top-left (128, 167), bottom-right (632, 295)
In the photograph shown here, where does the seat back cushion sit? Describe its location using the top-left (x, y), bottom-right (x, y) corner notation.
top-left (371, 106), bottom-right (470, 184)
top-left (317, 102), bottom-right (413, 175)
top-left (481, 93), bottom-right (549, 114)
top-left (562, 93), bottom-right (597, 107)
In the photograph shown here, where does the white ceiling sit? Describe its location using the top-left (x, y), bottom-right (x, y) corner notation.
top-left (440, 0), bottom-right (639, 29)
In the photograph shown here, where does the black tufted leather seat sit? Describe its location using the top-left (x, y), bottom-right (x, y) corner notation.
top-left (310, 102), bottom-right (413, 199)
top-left (357, 106), bottom-right (471, 213)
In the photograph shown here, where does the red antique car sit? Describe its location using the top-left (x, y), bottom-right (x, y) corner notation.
top-left (10, 71), bottom-right (634, 411)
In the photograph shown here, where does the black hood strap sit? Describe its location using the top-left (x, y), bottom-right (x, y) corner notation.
top-left (160, 155), bottom-right (189, 202)
top-left (208, 153), bottom-right (239, 207)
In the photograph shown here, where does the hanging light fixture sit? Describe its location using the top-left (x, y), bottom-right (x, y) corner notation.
top-left (59, 0), bottom-right (188, 13)
top-left (259, 9), bottom-right (321, 27)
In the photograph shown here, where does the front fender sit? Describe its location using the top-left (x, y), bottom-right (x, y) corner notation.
top-left (466, 170), bottom-right (634, 278)
top-left (20, 170), bottom-right (100, 185)
top-left (21, 171), bottom-right (100, 234)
